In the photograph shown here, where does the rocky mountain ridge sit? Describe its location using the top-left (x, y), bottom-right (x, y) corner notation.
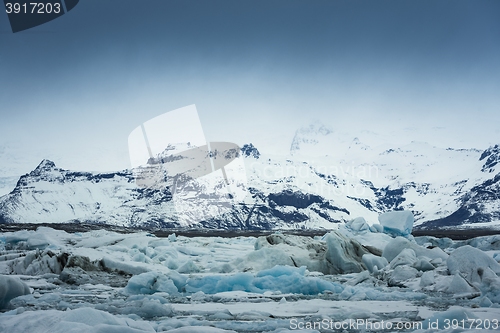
top-left (0, 137), bottom-right (499, 230)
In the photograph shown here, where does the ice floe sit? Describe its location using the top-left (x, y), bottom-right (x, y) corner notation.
top-left (1, 212), bottom-right (500, 332)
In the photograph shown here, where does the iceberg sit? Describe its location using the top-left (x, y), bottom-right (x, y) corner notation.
top-left (447, 245), bottom-right (500, 285)
top-left (378, 210), bottom-right (414, 237)
top-left (0, 275), bottom-right (31, 309)
top-left (323, 231), bottom-right (368, 274)
top-left (361, 253), bottom-right (388, 273)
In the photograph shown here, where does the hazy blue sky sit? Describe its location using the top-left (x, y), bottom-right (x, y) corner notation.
top-left (1, 0), bottom-right (499, 174)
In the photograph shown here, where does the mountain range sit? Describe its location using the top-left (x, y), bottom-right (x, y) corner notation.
top-left (0, 123), bottom-right (499, 230)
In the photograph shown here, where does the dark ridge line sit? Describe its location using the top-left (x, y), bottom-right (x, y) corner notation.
top-left (1, 222), bottom-right (500, 240)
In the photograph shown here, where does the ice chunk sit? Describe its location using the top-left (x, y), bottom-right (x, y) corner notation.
top-left (176, 246), bottom-right (206, 256)
top-left (117, 296), bottom-right (174, 318)
top-left (420, 270), bottom-right (435, 287)
top-left (101, 257), bottom-right (149, 275)
top-left (124, 271), bottom-right (180, 295)
top-left (414, 235), bottom-right (454, 250)
top-left (480, 296), bottom-right (493, 307)
top-left (389, 248), bottom-right (417, 269)
top-left (244, 234), bottom-right (327, 274)
top-left (388, 266), bottom-right (418, 286)
top-left (324, 231), bottom-right (368, 274)
top-left (446, 273), bottom-right (478, 295)
top-left (361, 254), bottom-right (388, 273)
top-left (378, 210), bottom-right (414, 237)
top-left (479, 271), bottom-right (500, 304)
top-left (26, 233), bottom-right (50, 250)
top-left (345, 217), bottom-right (370, 232)
top-left (190, 290), bottom-right (206, 302)
top-left (63, 307), bottom-right (126, 326)
top-left (447, 245), bottom-right (500, 285)
top-left (212, 263), bottom-right (234, 273)
top-left (9, 250), bottom-right (68, 276)
top-left (168, 327), bottom-right (236, 333)
top-left (422, 306), bottom-right (478, 330)
top-left (426, 247), bottom-right (448, 261)
top-left (467, 234), bottom-right (500, 251)
top-left (185, 266), bottom-right (343, 295)
top-left (430, 257), bottom-right (442, 266)
top-left (0, 307), bottom-right (157, 332)
top-left (165, 259), bottom-right (179, 270)
top-left (346, 270), bottom-right (370, 286)
top-left (254, 265), bottom-right (343, 295)
top-left (240, 247), bottom-right (295, 271)
top-left (147, 239), bottom-right (171, 248)
top-left (337, 226), bottom-right (393, 255)
top-left (177, 260), bottom-right (201, 274)
top-left (0, 275), bottom-right (31, 309)
top-left (369, 223), bottom-right (383, 233)
top-left (412, 258), bottom-right (435, 272)
top-left (132, 252), bottom-right (149, 263)
top-left (4, 230), bottom-right (32, 244)
top-left (382, 236), bottom-right (448, 263)
top-left (59, 267), bottom-right (92, 285)
top-left (165, 270), bottom-right (188, 291)
top-left (186, 272), bottom-right (256, 294)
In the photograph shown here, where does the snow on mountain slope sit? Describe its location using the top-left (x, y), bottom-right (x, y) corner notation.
top-left (289, 122), bottom-right (375, 160)
top-left (287, 122), bottom-right (499, 228)
top-left (418, 145), bottom-right (500, 229)
top-left (0, 160), bottom-right (177, 227)
top-left (0, 122), bottom-right (499, 230)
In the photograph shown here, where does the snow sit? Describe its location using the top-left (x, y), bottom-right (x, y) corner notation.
top-left (3, 137), bottom-right (499, 231)
top-left (2, 226), bottom-right (500, 332)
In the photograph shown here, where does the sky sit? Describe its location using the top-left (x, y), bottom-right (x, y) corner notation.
top-left (1, 0), bottom-right (500, 178)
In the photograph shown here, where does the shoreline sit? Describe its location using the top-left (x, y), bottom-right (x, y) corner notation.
top-left (2, 222), bottom-right (500, 240)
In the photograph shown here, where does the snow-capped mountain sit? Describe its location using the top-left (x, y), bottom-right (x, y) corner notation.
top-left (0, 124), bottom-right (499, 230)
top-left (417, 145), bottom-right (500, 230)
top-left (0, 159), bottom-right (176, 228)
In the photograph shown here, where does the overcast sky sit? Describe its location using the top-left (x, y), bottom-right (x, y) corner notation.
top-left (1, 0), bottom-right (499, 175)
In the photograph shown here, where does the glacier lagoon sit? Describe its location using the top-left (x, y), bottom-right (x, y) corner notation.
top-left (2, 213), bottom-right (500, 332)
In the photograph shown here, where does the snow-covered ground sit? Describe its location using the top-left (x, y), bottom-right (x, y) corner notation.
top-left (2, 214), bottom-right (500, 332)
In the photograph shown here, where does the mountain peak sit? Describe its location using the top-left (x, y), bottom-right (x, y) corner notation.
top-left (480, 144), bottom-right (500, 173)
top-left (290, 122), bottom-right (333, 155)
top-left (34, 159), bottom-right (56, 172)
top-left (241, 143), bottom-right (260, 159)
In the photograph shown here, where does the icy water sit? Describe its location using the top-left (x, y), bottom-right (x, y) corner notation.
top-left (2, 225), bottom-right (500, 332)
